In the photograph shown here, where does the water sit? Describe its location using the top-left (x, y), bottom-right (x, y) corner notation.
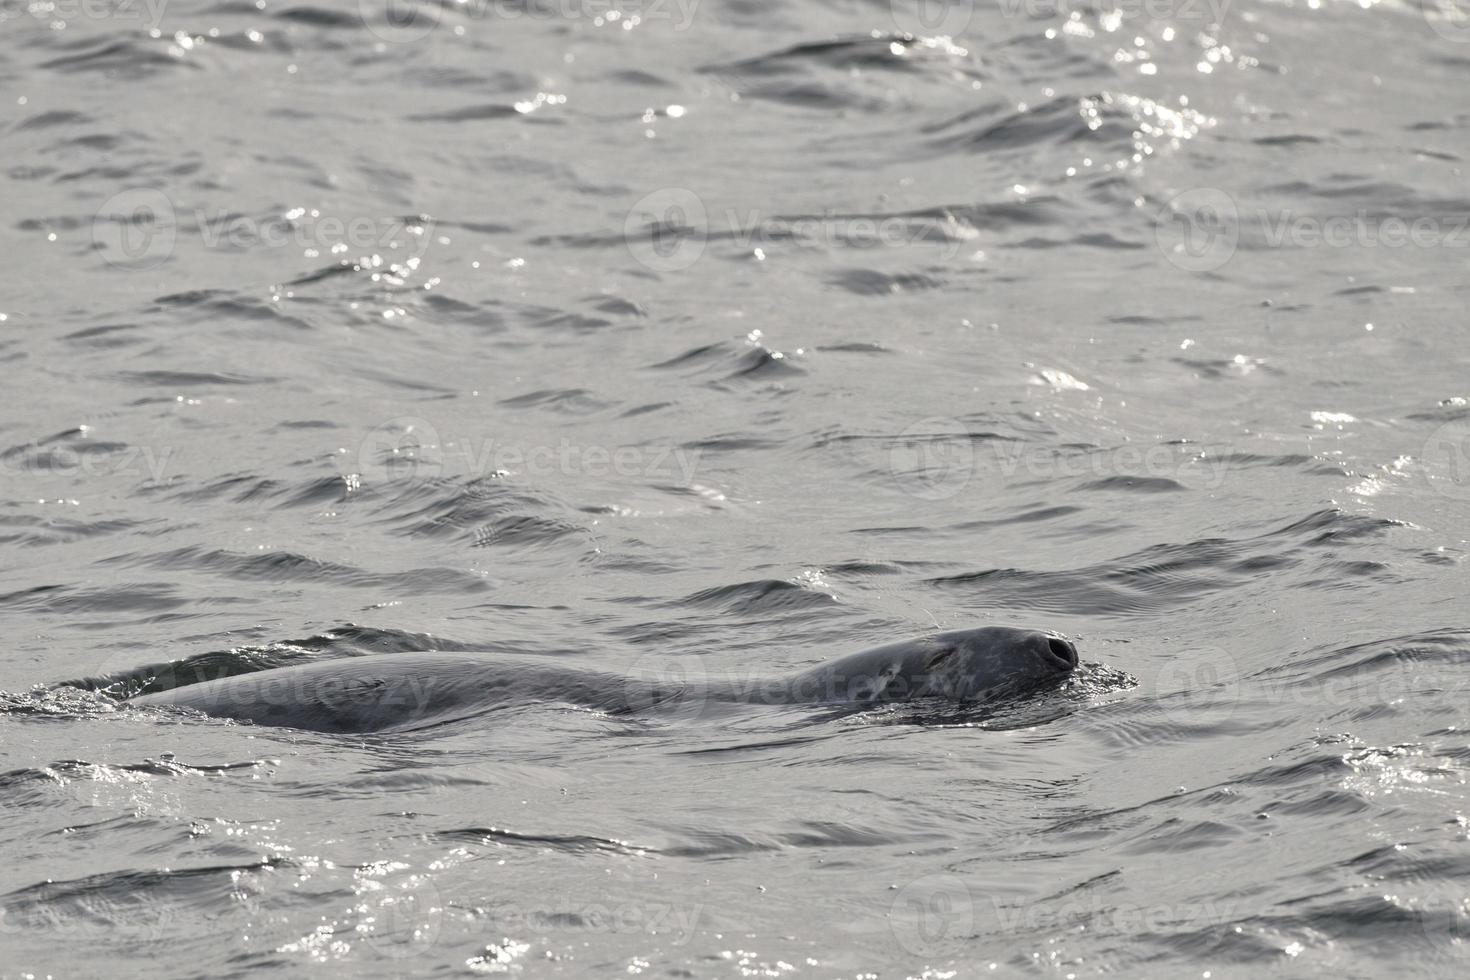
top-left (4, 0), bottom-right (1470, 975)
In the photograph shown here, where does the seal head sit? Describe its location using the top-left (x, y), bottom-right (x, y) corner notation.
top-left (781, 626), bottom-right (1076, 704)
top-left (910, 626), bottom-right (1077, 700)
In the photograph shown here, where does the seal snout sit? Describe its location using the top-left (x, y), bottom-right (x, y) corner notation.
top-left (1043, 635), bottom-right (1078, 672)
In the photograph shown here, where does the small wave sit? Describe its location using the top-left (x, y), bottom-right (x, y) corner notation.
top-left (0, 859), bottom-right (284, 938)
top-left (408, 103), bottom-right (520, 123)
top-left (923, 94), bottom-right (1124, 155)
top-left (154, 472), bottom-right (348, 508)
top-left (12, 109), bottom-right (94, 132)
top-left (0, 687), bottom-right (119, 726)
top-left (827, 269), bottom-right (946, 296)
top-left (94, 545), bottom-right (492, 594)
top-left (0, 514), bottom-right (152, 547)
top-left (498, 387), bottom-right (611, 413)
top-left (61, 322), bottom-right (146, 349)
top-left (38, 38), bottom-right (195, 80)
top-left (432, 826), bottom-right (654, 857)
top-left (273, 5), bottom-right (362, 28)
top-left (1251, 629), bottom-right (1470, 689)
top-left (115, 369), bottom-right (266, 387)
top-left (702, 33), bottom-right (977, 110)
top-left (152, 287), bottom-right (314, 329)
top-left (928, 508), bottom-right (1406, 615)
top-left (651, 338), bottom-right (805, 383)
top-left (669, 579), bottom-right (839, 617)
top-left (0, 581), bottom-right (190, 616)
top-left (1074, 475), bottom-right (1187, 493)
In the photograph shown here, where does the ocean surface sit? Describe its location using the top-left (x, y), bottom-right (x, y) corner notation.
top-left (4, 0), bottom-right (1470, 976)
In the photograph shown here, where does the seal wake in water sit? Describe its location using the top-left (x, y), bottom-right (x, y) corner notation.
top-left (125, 627), bottom-right (1078, 734)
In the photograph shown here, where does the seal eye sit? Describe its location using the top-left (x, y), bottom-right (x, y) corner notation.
top-left (927, 647), bottom-right (956, 670)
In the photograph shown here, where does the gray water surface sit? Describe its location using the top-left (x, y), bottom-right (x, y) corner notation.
top-left (4, 0), bottom-right (1470, 976)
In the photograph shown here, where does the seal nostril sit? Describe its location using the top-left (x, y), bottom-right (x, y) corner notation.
top-left (1046, 636), bottom-right (1078, 670)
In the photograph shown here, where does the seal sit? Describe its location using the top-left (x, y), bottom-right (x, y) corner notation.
top-left (126, 626), bottom-right (1077, 734)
